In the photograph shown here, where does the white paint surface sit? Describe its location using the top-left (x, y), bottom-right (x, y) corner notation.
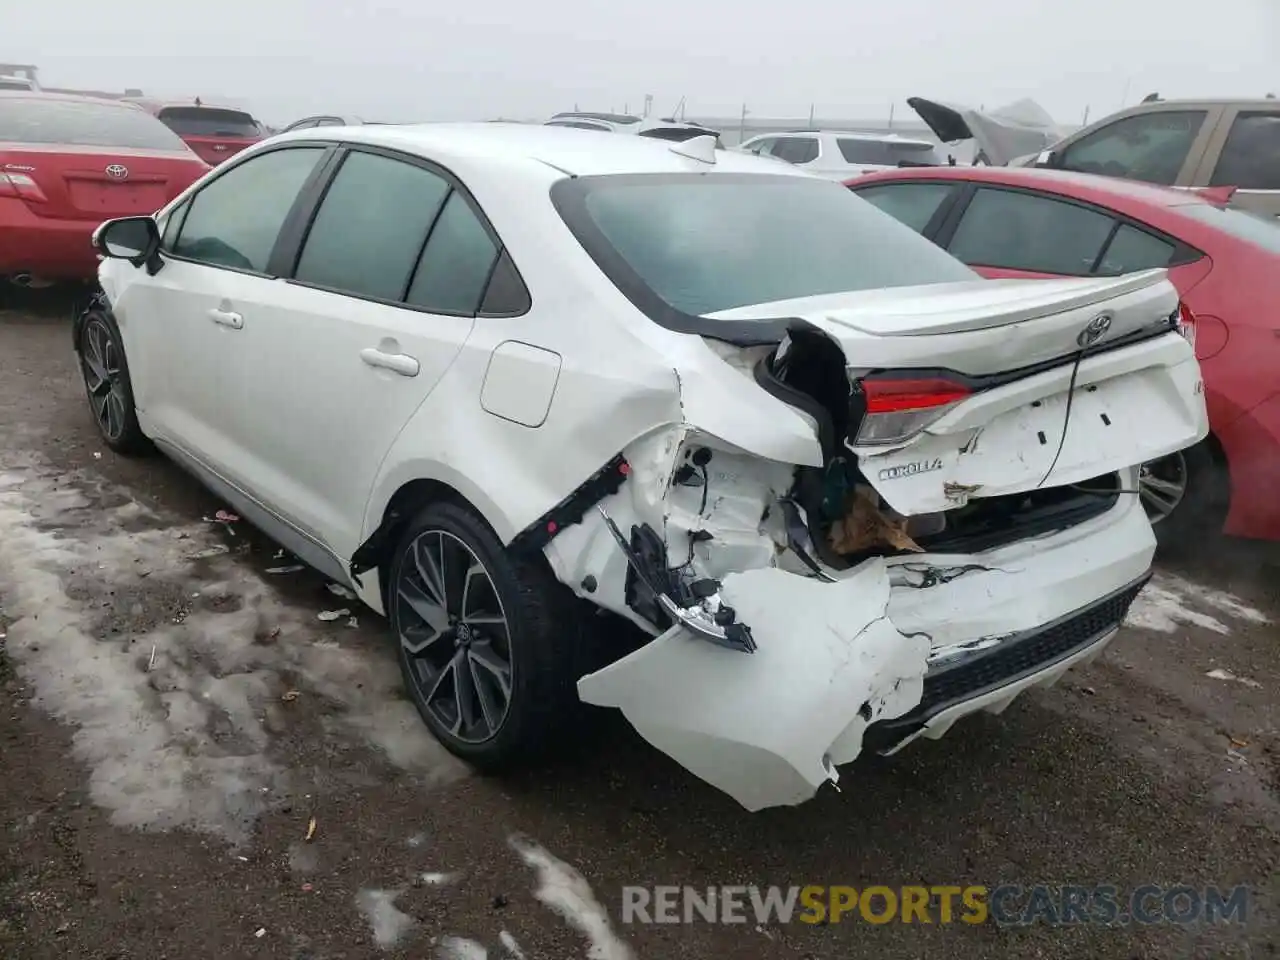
top-left (1127, 573), bottom-right (1270, 635)
top-left (509, 836), bottom-right (634, 960)
top-left (0, 458), bottom-right (467, 843)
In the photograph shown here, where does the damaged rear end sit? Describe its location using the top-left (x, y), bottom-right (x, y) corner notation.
top-left (539, 170), bottom-right (1207, 810)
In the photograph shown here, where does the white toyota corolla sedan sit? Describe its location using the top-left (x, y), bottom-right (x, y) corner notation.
top-left (81, 123), bottom-right (1207, 811)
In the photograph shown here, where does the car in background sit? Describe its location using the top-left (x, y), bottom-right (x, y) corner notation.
top-left (848, 164), bottom-right (1280, 545)
top-left (280, 115), bottom-right (386, 133)
top-left (81, 123), bottom-right (1205, 811)
top-left (125, 98), bottom-right (265, 166)
top-left (1014, 98), bottom-right (1280, 218)
top-left (737, 130), bottom-right (945, 179)
top-left (544, 112), bottom-right (722, 143)
top-left (0, 75), bottom-right (37, 91)
top-left (0, 91), bottom-right (209, 288)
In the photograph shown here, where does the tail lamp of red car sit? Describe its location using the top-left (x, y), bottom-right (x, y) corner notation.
top-left (854, 376), bottom-right (972, 445)
top-left (0, 171), bottom-right (47, 202)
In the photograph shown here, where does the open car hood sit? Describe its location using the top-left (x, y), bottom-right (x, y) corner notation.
top-left (907, 96), bottom-right (1065, 166)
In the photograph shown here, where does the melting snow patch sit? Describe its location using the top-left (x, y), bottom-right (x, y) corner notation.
top-left (421, 871), bottom-right (457, 886)
top-left (509, 835), bottom-right (634, 960)
top-left (436, 936), bottom-right (488, 959)
top-left (356, 888), bottom-right (415, 950)
top-left (1126, 573), bottom-right (1269, 635)
top-left (499, 930), bottom-right (526, 958)
top-left (1206, 668), bottom-right (1262, 689)
top-left (0, 457), bottom-right (467, 843)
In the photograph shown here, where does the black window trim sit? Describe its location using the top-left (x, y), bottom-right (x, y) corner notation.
top-left (274, 141), bottom-right (531, 319)
top-left (849, 179), bottom-right (966, 238)
top-left (928, 181), bottom-right (1203, 276)
top-left (161, 140), bottom-right (342, 280)
top-left (550, 171), bottom-right (849, 347)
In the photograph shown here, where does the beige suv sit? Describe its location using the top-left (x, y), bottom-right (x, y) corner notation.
top-left (1021, 98), bottom-right (1280, 217)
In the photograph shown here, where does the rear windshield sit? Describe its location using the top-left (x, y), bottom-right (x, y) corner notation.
top-left (0, 97), bottom-right (189, 150)
top-left (837, 138), bottom-right (943, 166)
top-left (1177, 203), bottom-right (1280, 255)
top-left (554, 173), bottom-right (977, 317)
top-left (158, 107), bottom-right (260, 138)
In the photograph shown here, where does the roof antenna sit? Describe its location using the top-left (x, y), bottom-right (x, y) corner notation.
top-left (668, 133), bottom-right (718, 165)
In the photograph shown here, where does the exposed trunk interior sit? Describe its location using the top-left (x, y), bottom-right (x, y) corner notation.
top-left (753, 325), bottom-right (1122, 568)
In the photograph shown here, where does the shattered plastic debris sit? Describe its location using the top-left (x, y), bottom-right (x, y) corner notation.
top-left (317, 608), bottom-right (350, 622)
top-left (281, 690), bottom-right (300, 703)
top-left (327, 582), bottom-right (357, 600)
top-left (254, 928), bottom-right (266, 939)
top-left (265, 564), bottom-right (305, 574)
top-left (187, 544), bottom-right (231, 560)
top-left (829, 485), bottom-right (923, 554)
top-left (215, 510), bottom-right (240, 523)
top-left (305, 816), bottom-right (317, 841)
top-left (347, 616), bottom-right (359, 629)
top-left (1206, 668), bottom-right (1262, 689)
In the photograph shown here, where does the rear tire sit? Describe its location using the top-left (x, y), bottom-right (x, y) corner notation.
top-left (387, 500), bottom-right (588, 770)
top-left (76, 305), bottom-right (153, 456)
top-left (1145, 440), bottom-right (1228, 551)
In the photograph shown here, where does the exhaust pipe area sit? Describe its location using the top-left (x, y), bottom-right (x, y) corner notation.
top-left (8, 273), bottom-right (55, 290)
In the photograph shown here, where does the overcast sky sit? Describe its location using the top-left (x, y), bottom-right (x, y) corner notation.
top-left (7, 0), bottom-right (1276, 125)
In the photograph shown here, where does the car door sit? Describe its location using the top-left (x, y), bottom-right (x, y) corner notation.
top-left (229, 145), bottom-right (516, 564)
top-left (1053, 106), bottom-right (1219, 187)
top-left (121, 143), bottom-right (332, 475)
top-left (936, 186), bottom-right (1119, 279)
top-left (1193, 106), bottom-right (1280, 217)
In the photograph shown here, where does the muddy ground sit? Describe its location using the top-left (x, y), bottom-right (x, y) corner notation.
top-left (1, 290), bottom-right (1278, 960)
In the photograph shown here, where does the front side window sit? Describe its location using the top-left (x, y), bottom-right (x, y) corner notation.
top-left (1210, 112), bottom-right (1280, 190)
top-left (556, 173), bottom-right (976, 318)
top-left (742, 137), bottom-right (776, 155)
top-left (0, 96), bottom-right (188, 150)
top-left (294, 150), bottom-right (450, 301)
top-left (173, 147), bottom-right (325, 272)
top-left (771, 137), bottom-right (819, 164)
top-left (948, 188), bottom-right (1116, 274)
top-left (1059, 110), bottom-right (1207, 185)
top-left (854, 182), bottom-right (957, 234)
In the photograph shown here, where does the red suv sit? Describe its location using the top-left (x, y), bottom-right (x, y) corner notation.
top-left (126, 98), bottom-right (265, 166)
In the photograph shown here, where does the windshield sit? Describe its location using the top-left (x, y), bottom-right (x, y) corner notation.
top-left (0, 97), bottom-right (189, 150)
top-left (555, 173), bottom-right (977, 317)
top-left (1178, 203), bottom-right (1280, 255)
top-left (158, 107), bottom-right (260, 138)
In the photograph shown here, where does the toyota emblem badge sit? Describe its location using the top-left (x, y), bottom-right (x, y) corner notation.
top-left (1076, 313), bottom-right (1112, 348)
top-left (105, 164), bottom-right (129, 181)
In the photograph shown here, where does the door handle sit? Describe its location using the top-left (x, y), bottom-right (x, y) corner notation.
top-left (208, 308), bottom-right (243, 329)
top-left (360, 347), bottom-right (420, 377)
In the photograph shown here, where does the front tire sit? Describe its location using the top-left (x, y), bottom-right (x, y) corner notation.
top-left (77, 306), bottom-right (152, 456)
top-left (1143, 440), bottom-right (1228, 550)
top-left (388, 500), bottom-right (587, 770)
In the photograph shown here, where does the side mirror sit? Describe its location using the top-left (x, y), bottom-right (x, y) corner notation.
top-left (1034, 149), bottom-right (1061, 169)
top-left (92, 216), bottom-right (160, 267)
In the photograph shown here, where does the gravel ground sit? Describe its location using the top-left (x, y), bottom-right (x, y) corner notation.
top-left (2, 289), bottom-right (1278, 960)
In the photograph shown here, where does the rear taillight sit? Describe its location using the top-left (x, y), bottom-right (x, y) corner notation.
top-left (1176, 301), bottom-right (1197, 352)
top-left (0, 172), bottom-right (47, 202)
top-left (855, 376), bottom-right (971, 445)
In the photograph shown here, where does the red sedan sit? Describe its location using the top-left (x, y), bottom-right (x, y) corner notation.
top-left (847, 164), bottom-right (1280, 544)
top-left (1, 91), bottom-right (209, 286)
top-left (125, 98), bottom-right (265, 166)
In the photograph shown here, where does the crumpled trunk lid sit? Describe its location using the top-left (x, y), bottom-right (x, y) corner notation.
top-left (907, 96), bottom-right (1064, 166)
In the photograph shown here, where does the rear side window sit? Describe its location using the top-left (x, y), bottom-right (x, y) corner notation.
top-left (1210, 112), bottom-right (1280, 190)
top-left (1095, 224), bottom-right (1176, 275)
top-left (294, 150), bottom-right (451, 301)
top-left (948, 188), bottom-right (1115, 274)
top-left (158, 107), bottom-right (260, 138)
top-left (0, 97), bottom-right (188, 150)
top-left (771, 137), bottom-right (819, 164)
top-left (406, 191), bottom-right (500, 314)
top-left (838, 139), bottom-right (942, 166)
top-left (173, 147), bottom-right (325, 272)
top-left (1058, 110), bottom-right (1207, 186)
top-left (854, 182), bottom-right (956, 234)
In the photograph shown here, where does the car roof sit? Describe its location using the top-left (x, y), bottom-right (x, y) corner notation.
top-left (270, 121), bottom-right (805, 178)
top-left (0, 89), bottom-right (147, 109)
top-left (850, 164), bottom-right (1214, 210)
